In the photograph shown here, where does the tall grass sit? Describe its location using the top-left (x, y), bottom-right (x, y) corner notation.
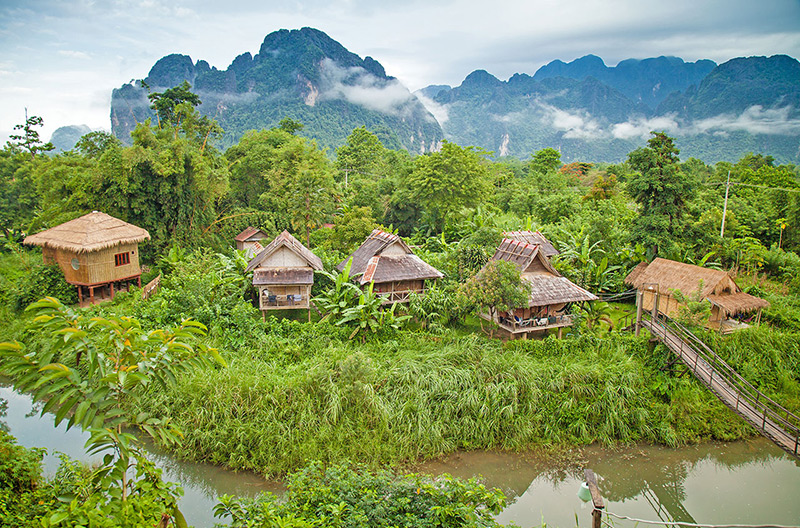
top-left (130, 329), bottom-right (760, 477)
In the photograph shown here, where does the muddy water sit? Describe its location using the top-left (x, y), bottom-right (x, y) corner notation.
top-left (3, 385), bottom-right (800, 527)
top-left (418, 441), bottom-right (800, 527)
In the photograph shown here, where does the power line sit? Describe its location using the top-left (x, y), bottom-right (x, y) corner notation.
top-left (603, 509), bottom-right (800, 528)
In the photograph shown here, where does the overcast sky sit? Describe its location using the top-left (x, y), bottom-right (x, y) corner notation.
top-left (1, 0), bottom-right (799, 143)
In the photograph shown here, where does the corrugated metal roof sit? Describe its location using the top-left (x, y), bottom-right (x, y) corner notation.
top-left (504, 230), bottom-right (559, 257)
top-left (235, 226), bottom-right (269, 242)
top-left (337, 229), bottom-right (412, 274)
top-left (253, 268), bottom-right (314, 285)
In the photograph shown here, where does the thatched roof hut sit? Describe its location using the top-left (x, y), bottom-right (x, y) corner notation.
top-left (337, 229), bottom-right (443, 303)
top-left (491, 238), bottom-right (597, 307)
top-left (337, 229), bottom-right (443, 285)
top-left (479, 238), bottom-right (597, 337)
top-left (23, 211), bottom-right (150, 305)
top-left (235, 227), bottom-right (270, 257)
top-left (24, 211), bottom-right (150, 252)
top-left (246, 230), bottom-right (322, 313)
top-left (625, 258), bottom-right (769, 331)
top-left (503, 230), bottom-right (559, 258)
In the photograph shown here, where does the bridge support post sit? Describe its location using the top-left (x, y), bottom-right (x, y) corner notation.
top-left (635, 290), bottom-right (643, 337)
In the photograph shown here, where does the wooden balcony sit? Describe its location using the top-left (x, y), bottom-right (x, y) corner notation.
top-left (483, 313), bottom-right (577, 335)
top-left (260, 293), bottom-right (310, 310)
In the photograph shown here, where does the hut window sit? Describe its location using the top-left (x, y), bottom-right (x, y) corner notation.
top-left (71, 258), bottom-right (80, 270)
top-left (114, 252), bottom-right (130, 266)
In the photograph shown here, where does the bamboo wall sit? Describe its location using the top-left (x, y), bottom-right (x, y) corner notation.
top-left (44, 243), bottom-right (141, 286)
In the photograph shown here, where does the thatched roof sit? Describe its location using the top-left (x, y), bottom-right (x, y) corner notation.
top-left (253, 268), bottom-right (314, 286)
top-left (623, 262), bottom-right (649, 287)
top-left (708, 292), bottom-right (770, 316)
top-left (23, 211), bottom-right (150, 253)
top-left (626, 257), bottom-right (769, 316)
top-left (625, 258), bottom-right (729, 298)
top-left (235, 226), bottom-right (269, 242)
top-left (360, 255), bottom-right (443, 285)
top-left (338, 229), bottom-right (442, 284)
top-left (246, 230), bottom-right (323, 272)
top-left (503, 230), bottom-right (559, 257)
top-left (489, 237), bottom-right (597, 306)
top-left (525, 275), bottom-right (598, 306)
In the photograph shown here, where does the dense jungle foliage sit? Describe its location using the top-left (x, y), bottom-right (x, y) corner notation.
top-left (1, 100), bottom-right (800, 527)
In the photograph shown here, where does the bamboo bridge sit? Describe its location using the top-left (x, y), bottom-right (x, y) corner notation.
top-left (637, 309), bottom-right (800, 459)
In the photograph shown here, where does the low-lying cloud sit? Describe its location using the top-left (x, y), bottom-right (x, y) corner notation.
top-left (413, 91), bottom-right (449, 124)
top-left (538, 102), bottom-right (603, 139)
top-left (319, 58), bottom-right (416, 116)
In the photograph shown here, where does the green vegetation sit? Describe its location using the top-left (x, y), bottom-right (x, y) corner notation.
top-left (2, 83), bottom-right (800, 525)
top-left (215, 462), bottom-right (508, 527)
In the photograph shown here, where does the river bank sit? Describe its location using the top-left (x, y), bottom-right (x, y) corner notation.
top-left (4, 385), bottom-right (799, 528)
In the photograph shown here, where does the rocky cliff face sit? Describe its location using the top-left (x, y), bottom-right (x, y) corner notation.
top-left (111, 28), bottom-right (444, 153)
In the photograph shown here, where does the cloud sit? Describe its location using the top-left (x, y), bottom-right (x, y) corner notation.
top-left (610, 106), bottom-right (800, 139)
top-left (318, 58), bottom-right (416, 115)
top-left (611, 115), bottom-right (680, 139)
top-left (537, 102), bottom-right (603, 139)
top-left (692, 105), bottom-right (800, 135)
top-left (58, 50), bottom-right (91, 60)
top-left (413, 91), bottom-right (449, 123)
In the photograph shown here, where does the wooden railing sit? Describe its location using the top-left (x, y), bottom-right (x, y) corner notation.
top-left (642, 311), bottom-right (800, 458)
top-left (495, 313), bottom-right (575, 333)
top-left (141, 274), bottom-right (161, 300)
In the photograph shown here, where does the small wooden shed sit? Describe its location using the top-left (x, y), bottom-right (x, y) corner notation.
top-left (624, 257), bottom-right (770, 332)
top-left (245, 230), bottom-right (323, 316)
top-left (337, 229), bottom-right (443, 304)
top-left (23, 211), bottom-right (150, 305)
top-left (483, 238), bottom-right (597, 337)
top-left (235, 226), bottom-right (270, 258)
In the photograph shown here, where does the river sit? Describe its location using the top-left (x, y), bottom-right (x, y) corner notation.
top-left (2, 386), bottom-right (799, 527)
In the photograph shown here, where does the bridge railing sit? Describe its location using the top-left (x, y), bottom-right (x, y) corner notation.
top-left (643, 311), bottom-right (800, 456)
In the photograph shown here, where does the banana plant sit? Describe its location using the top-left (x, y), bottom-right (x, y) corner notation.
top-left (313, 259), bottom-right (362, 322)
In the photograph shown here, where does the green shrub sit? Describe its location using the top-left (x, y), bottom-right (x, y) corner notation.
top-left (11, 264), bottom-right (77, 311)
top-left (215, 462), bottom-right (508, 528)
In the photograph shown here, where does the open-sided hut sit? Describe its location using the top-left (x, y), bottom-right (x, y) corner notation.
top-left (235, 227), bottom-right (270, 258)
top-left (503, 230), bottom-right (559, 258)
top-left (245, 230), bottom-right (323, 316)
top-left (624, 257), bottom-right (769, 333)
top-left (484, 238), bottom-right (597, 337)
top-left (23, 211), bottom-right (150, 305)
top-left (337, 229), bottom-right (443, 304)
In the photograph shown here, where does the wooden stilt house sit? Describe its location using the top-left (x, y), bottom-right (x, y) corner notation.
top-left (245, 230), bottom-right (323, 315)
top-left (624, 258), bottom-right (770, 333)
top-left (23, 211), bottom-right (150, 305)
top-left (482, 238), bottom-right (597, 337)
top-left (235, 227), bottom-right (270, 258)
top-left (337, 229), bottom-right (443, 304)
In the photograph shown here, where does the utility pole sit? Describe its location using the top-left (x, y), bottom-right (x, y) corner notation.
top-left (720, 170), bottom-right (731, 238)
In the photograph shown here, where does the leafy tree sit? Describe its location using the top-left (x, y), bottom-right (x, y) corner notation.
top-left (74, 131), bottom-right (121, 159)
top-left (313, 259), bottom-right (362, 322)
top-left (147, 81), bottom-right (201, 127)
top-left (458, 259), bottom-right (529, 337)
top-left (528, 147), bottom-right (561, 175)
top-left (5, 110), bottom-right (54, 160)
top-left (585, 172), bottom-right (618, 201)
top-left (579, 301), bottom-right (614, 334)
top-left (278, 117), bottom-right (304, 135)
top-left (406, 141), bottom-right (491, 232)
top-left (336, 126), bottom-right (390, 217)
top-left (324, 205), bottom-right (377, 253)
top-left (626, 132), bottom-right (694, 256)
top-left (0, 298), bottom-right (225, 526)
top-left (671, 282), bottom-right (712, 328)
